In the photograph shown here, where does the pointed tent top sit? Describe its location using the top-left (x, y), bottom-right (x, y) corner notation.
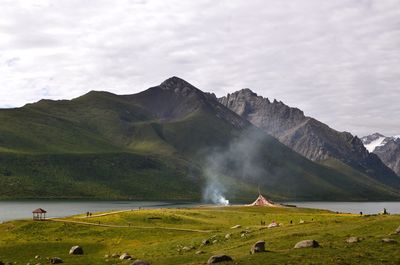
top-left (248, 193), bottom-right (276, 207)
top-left (32, 208), bottom-right (47, 213)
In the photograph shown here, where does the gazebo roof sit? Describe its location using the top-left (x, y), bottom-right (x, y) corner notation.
top-left (32, 208), bottom-right (47, 213)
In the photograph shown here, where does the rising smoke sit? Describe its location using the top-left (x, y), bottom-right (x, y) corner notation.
top-left (202, 129), bottom-right (269, 205)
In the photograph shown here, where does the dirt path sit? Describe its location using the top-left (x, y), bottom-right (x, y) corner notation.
top-left (77, 209), bottom-right (135, 218)
top-left (50, 218), bottom-right (215, 233)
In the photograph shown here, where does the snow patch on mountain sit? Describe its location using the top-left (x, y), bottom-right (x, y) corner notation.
top-left (364, 136), bottom-right (386, 152)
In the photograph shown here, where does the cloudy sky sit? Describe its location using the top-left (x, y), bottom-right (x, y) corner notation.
top-left (0, 0), bottom-right (399, 136)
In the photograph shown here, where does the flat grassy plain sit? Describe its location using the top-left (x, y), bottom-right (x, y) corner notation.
top-left (0, 206), bottom-right (399, 265)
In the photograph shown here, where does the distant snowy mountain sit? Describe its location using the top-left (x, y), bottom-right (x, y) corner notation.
top-left (362, 133), bottom-right (390, 152)
top-left (361, 133), bottom-right (400, 176)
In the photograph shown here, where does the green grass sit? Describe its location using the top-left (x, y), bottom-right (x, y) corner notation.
top-left (0, 206), bottom-right (399, 264)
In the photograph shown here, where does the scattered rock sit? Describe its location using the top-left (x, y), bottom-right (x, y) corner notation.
top-left (382, 238), bottom-right (397, 243)
top-left (212, 240), bottom-right (218, 244)
top-left (196, 250), bottom-right (205, 255)
top-left (104, 254), bottom-right (109, 258)
top-left (267, 222), bottom-right (279, 228)
top-left (346, 237), bottom-right (362, 243)
top-left (299, 219), bottom-right (305, 224)
top-left (131, 260), bottom-right (150, 265)
top-left (294, 240), bottom-right (319, 249)
top-left (231, 225), bottom-right (241, 229)
top-left (395, 226), bottom-right (400, 234)
top-left (50, 257), bottom-right (63, 264)
top-left (250, 240), bottom-right (266, 254)
top-left (207, 254), bottom-right (233, 264)
top-left (69, 245), bottom-right (83, 255)
top-left (182, 246), bottom-right (195, 251)
top-left (111, 253), bottom-right (120, 258)
top-left (120, 253), bottom-right (132, 260)
top-left (225, 233), bottom-right (231, 239)
top-left (202, 239), bottom-right (211, 245)
top-left (34, 255), bottom-right (40, 259)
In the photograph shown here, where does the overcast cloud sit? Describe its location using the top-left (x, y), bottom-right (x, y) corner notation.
top-left (0, 0), bottom-right (399, 136)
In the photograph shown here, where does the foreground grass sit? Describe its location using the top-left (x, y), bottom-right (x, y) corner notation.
top-left (0, 206), bottom-right (399, 264)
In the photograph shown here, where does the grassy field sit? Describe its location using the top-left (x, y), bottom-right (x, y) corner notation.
top-left (0, 206), bottom-right (399, 264)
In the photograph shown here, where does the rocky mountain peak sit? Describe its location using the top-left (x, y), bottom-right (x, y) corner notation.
top-left (159, 76), bottom-right (200, 95)
top-left (361, 133), bottom-right (400, 176)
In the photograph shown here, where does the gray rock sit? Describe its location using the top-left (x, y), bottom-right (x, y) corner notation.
top-left (346, 237), bottom-right (362, 243)
top-left (69, 245), bottom-right (83, 255)
top-left (251, 240), bottom-right (266, 254)
top-left (120, 253), bottom-right (132, 260)
top-left (207, 254), bottom-right (233, 264)
top-left (131, 260), bottom-right (150, 265)
top-left (202, 239), bottom-right (210, 245)
top-left (182, 246), bottom-right (194, 251)
top-left (219, 90), bottom-right (397, 183)
top-left (50, 257), bottom-right (63, 264)
top-left (294, 240), bottom-right (319, 248)
top-left (382, 238), bottom-right (397, 243)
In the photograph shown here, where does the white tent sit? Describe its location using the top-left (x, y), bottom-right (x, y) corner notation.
top-left (247, 194), bottom-right (276, 207)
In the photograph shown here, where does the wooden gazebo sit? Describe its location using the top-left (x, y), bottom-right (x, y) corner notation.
top-left (32, 208), bottom-right (47, 221)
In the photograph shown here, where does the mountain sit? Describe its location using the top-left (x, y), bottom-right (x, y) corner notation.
top-left (218, 89), bottom-right (400, 186)
top-left (1, 77), bottom-right (400, 201)
top-left (361, 133), bottom-right (400, 176)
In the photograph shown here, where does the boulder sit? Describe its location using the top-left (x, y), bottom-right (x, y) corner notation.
top-left (382, 238), bottom-right (397, 243)
top-left (250, 240), bottom-right (266, 254)
top-left (131, 260), bottom-right (150, 265)
top-left (267, 222), bottom-right (279, 228)
top-left (50, 257), bottom-right (63, 264)
top-left (346, 237), bottom-right (361, 243)
top-left (120, 253), bottom-right (132, 260)
top-left (294, 240), bottom-right (319, 249)
top-left (182, 246), bottom-right (194, 251)
top-left (207, 254), bottom-right (233, 264)
top-left (202, 239), bottom-right (211, 245)
top-left (69, 245), bottom-right (83, 255)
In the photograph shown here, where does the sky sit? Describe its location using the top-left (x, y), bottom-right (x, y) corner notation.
top-left (0, 0), bottom-right (399, 136)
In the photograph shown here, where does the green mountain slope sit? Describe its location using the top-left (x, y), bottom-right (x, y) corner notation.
top-left (0, 77), bottom-right (399, 201)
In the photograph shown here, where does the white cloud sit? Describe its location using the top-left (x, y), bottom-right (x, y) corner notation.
top-left (0, 0), bottom-right (399, 136)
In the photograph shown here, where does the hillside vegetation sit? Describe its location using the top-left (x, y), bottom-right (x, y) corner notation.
top-left (0, 77), bottom-right (400, 200)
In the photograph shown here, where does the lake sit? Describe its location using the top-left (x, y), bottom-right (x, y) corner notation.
top-left (286, 201), bottom-right (400, 215)
top-left (1, 201), bottom-right (399, 222)
top-left (0, 200), bottom-right (200, 222)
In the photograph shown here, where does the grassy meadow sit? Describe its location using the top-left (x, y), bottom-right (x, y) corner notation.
top-left (0, 206), bottom-right (399, 264)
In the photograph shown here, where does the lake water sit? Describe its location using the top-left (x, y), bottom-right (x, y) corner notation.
top-left (1, 201), bottom-right (399, 222)
top-left (0, 200), bottom-right (200, 222)
top-left (286, 201), bottom-right (400, 215)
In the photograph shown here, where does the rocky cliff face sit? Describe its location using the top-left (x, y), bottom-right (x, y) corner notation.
top-left (219, 89), bottom-right (398, 180)
top-left (361, 134), bottom-right (400, 176)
